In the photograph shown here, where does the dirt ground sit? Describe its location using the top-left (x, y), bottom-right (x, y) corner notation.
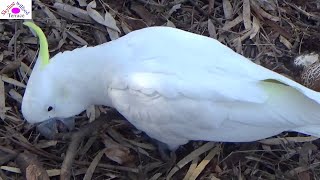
top-left (1, 0), bottom-right (320, 179)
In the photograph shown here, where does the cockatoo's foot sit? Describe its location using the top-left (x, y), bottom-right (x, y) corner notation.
top-left (36, 117), bottom-right (75, 139)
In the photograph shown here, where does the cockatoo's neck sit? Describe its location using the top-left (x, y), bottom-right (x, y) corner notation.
top-left (47, 43), bottom-right (123, 108)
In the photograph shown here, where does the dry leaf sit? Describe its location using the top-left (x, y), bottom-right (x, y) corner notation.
top-left (208, 19), bottom-right (217, 39)
top-left (105, 11), bottom-right (120, 40)
top-left (34, 0), bottom-right (61, 28)
top-left (279, 35), bottom-right (293, 49)
top-left (249, 16), bottom-right (260, 39)
top-left (255, 0), bottom-right (276, 11)
top-left (259, 136), bottom-right (318, 145)
top-left (223, 0), bottom-right (233, 19)
top-left (66, 31), bottom-right (88, 45)
top-left (222, 14), bottom-right (243, 31)
top-left (76, 0), bottom-right (87, 7)
top-left (166, 142), bottom-right (216, 179)
top-left (9, 89), bottom-right (22, 103)
top-left (104, 146), bottom-right (133, 165)
top-left (93, 28), bottom-right (108, 44)
top-left (86, 105), bottom-right (96, 122)
top-left (250, 0), bottom-right (280, 21)
top-left (102, 134), bottom-right (134, 164)
top-left (54, 2), bottom-right (92, 22)
top-left (243, 0), bottom-right (251, 30)
top-left (83, 148), bottom-right (107, 180)
top-left (183, 158), bottom-right (199, 180)
top-left (167, 4), bottom-right (181, 18)
top-left (0, 79), bottom-right (5, 120)
top-left (87, 1), bottom-right (120, 40)
top-left (0, 60), bottom-right (21, 75)
top-left (35, 140), bottom-right (58, 149)
top-left (150, 173), bottom-right (162, 180)
top-left (166, 20), bottom-right (176, 28)
top-left (120, 21), bottom-right (132, 34)
top-left (87, 1), bottom-right (107, 25)
top-left (189, 146), bottom-right (221, 180)
top-left (1, 75), bottom-right (26, 88)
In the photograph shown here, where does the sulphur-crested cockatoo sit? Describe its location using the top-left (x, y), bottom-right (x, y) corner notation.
top-left (21, 22), bottom-right (320, 150)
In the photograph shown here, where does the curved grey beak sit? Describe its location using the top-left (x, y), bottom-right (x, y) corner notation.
top-left (36, 117), bottom-right (75, 139)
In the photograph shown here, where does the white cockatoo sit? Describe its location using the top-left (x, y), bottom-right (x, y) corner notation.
top-left (21, 21), bottom-right (320, 150)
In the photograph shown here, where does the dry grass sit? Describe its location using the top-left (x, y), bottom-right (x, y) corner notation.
top-left (1, 0), bottom-right (320, 179)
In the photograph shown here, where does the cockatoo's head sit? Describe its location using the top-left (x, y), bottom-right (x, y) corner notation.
top-left (21, 22), bottom-right (87, 128)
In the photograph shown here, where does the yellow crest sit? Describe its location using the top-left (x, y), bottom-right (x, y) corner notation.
top-left (23, 21), bottom-right (49, 69)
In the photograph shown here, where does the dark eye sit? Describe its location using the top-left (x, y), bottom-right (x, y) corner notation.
top-left (47, 106), bottom-right (53, 112)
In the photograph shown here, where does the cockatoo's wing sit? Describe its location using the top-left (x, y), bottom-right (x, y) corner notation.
top-left (106, 27), bottom-right (320, 149)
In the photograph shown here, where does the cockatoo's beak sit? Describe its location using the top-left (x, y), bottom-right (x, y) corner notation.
top-left (36, 117), bottom-right (75, 139)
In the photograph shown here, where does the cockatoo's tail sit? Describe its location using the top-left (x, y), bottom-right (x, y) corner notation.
top-left (23, 22), bottom-right (49, 69)
top-left (22, 22), bottom-right (320, 150)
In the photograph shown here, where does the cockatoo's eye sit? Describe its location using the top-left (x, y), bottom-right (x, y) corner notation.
top-left (47, 106), bottom-right (53, 112)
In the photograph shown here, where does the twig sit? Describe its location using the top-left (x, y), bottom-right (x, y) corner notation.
top-left (60, 113), bottom-right (115, 180)
top-left (0, 146), bottom-right (50, 179)
top-left (15, 151), bottom-right (50, 180)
